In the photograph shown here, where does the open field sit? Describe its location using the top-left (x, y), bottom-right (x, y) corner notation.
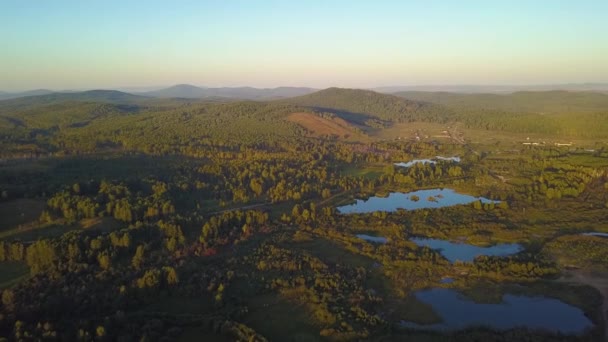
top-left (0, 199), bottom-right (45, 232)
top-left (287, 112), bottom-right (368, 140)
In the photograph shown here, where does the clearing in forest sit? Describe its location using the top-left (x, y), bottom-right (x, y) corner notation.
top-left (287, 112), bottom-right (366, 140)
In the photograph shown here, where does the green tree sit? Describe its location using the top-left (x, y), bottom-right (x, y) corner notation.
top-left (132, 245), bottom-right (145, 269)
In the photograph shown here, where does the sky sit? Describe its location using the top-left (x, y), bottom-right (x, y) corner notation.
top-left (1, 0), bottom-right (607, 91)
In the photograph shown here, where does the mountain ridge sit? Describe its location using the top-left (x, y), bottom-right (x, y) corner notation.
top-left (140, 84), bottom-right (317, 99)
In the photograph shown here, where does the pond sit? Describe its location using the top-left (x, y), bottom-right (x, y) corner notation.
top-left (582, 232), bottom-right (608, 238)
top-left (401, 288), bottom-right (593, 334)
top-left (394, 156), bottom-right (460, 168)
top-left (337, 188), bottom-right (499, 214)
top-left (355, 234), bottom-right (388, 244)
top-left (410, 237), bottom-right (522, 263)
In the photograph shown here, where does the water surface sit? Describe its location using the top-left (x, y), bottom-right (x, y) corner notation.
top-left (582, 232), bottom-right (608, 238)
top-left (337, 188), bottom-right (499, 214)
top-left (440, 277), bottom-right (454, 284)
top-left (411, 237), bottom-right (522, 263)
top-left (356, 234), bottom-right (388, 244)
top-left (401, 288), bottom-right (593, 334)
top-left (394, 156), bottom-right (460, 168)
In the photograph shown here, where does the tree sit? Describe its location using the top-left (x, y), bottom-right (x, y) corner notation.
top-left (25, 240), bottom-right (56, 275)
top-left (98, 253), bottom-right (111, 270)
top-left (473, 200), bottom-right (483, 210)
top-left (137, 269), bottom-right (161, 289)
top-left (163, 266), bottom-right (179, 285)
top-left (96, 326), bottom-right (106, 338)
top-left (132, 245), bottom-right (145, 269)
top-left (321, 188), bottom-right (331, 199)
top-left (1, 289), bottom-right (15, 311)
top-left (292, 204), bottom-right (301, 218)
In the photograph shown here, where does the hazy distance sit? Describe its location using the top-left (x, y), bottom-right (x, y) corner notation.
top-left (1, 0), bottom-right (607, 91)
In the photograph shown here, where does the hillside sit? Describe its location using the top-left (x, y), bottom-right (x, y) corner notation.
top-left (374, 83), bottom-right (608, 94)
top-left (2, 88), bottom-right (608, 154)
top-left (142, 84), bottom-right (207, 98)
top-left (286, 112), bottom-right (367, 140)
top-left (0, 89), bottom-right (55, 101)
top-left (283, 88), bottom-right (449, 124)
top-left (0, 90), bottom-right (151, 114)
top-left (0, 102), bottom-right (141, 131)
top-left (394, 90), bottom-right (608, 114)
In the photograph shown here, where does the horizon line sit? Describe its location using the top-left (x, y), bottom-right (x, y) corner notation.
top-left (3, 82), bottom-right (608, 94)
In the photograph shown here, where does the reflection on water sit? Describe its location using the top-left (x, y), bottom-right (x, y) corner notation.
top-left (394, 156), bottom-right (460, 168)
top-left (401, 288), bottom-right (593, 334)
top-left (411, 237), bottom-right (522, 263)
top-left (355, 234), bottom-right (388, 244)
top-left (582, 232), bottom-right (608, 238)
top-left (337, 188), bottom-right (499, 214)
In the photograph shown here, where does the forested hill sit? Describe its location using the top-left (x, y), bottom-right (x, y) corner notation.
top-left (393, 90), bottom-right (608, 114)
top-left (0, 89), bottom-right (55, 101)
top-left (282, 88), bottom-right (450, 123)
top-left (0, 98), bottom-right (319, 158)
top-left (2, 87), bottom-right (608, 158)
top-left (0, 90), bottom-right (151, 113)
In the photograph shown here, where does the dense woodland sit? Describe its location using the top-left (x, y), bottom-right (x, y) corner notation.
top-left (0, 88), bottom-right (607, 341)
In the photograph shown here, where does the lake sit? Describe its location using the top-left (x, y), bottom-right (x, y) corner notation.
top-left (401, 288), bottom-right (593, 334)
top-left (337, 188), bottom-right (499, 214)
top-left (410, 237), bottom-right (522, 263)
top-left (394, 156), bottom-right (460, 168)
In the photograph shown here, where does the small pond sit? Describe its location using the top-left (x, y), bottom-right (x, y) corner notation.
top-left (394, 156), bottom-right (460, 168)
top-left (581, 232), bottom-right (608, 238)
top-left (411, 237), bottom-right (522, 263)
top-left (337, 188), bottom-right (499, 214)
top-left (401, 288), bottom-right (593, 334)
top-left (356, 234), bottom-right (388, 244)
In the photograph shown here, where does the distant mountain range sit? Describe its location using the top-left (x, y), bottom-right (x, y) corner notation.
top-left (0, 90), bottom-right (153, 115)
top-left (138, 84), bottom-right (318, 99)
top-left (2, 83), bottom-right (608, 103)
top-left (0, 89), bottom-right (55, 100)
top-left (0, 85), bottom-right (318, 101)
top-left (374, 83), bottom-right (608, 94)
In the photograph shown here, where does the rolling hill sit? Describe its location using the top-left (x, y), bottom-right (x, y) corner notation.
top-left (0, 102), bottom-right (142, 131)
top-left (3, 87), bottom-right (608, 149)
top-left (0, 90), bottom-right (151, 112)
top-left (0, 89), bottom-right (55, 101)
top-left (282, 87), bottom-right (449, 124)
top-left (393, 90), bottom-right (608, 114)
top-left (141, 84), bottom-right (207, 98)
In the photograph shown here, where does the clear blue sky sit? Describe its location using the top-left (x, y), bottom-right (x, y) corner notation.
top-left (1, 0), bottom-right (607, 91)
